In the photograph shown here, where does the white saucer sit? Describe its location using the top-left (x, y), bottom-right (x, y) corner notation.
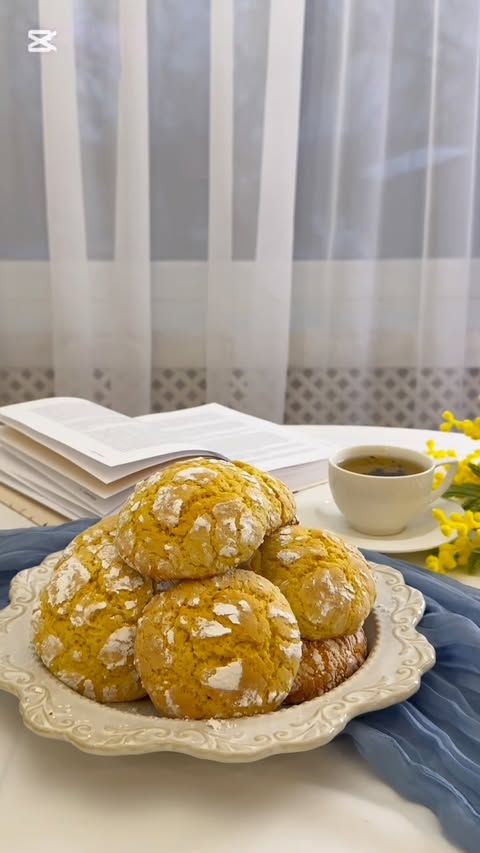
top-left (295, 483), bottom-right (455, 553)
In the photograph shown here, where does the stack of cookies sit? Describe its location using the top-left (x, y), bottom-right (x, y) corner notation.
top-left (32, 458), bottom-right (376, 720)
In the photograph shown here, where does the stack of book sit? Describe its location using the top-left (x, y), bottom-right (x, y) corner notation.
top-left (0, 398), bottom-right (332, 520)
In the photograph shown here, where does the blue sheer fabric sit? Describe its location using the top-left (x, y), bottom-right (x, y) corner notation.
top-left (0, 525), bottom-right (479, 852)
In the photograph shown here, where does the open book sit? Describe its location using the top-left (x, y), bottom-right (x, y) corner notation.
top-left (0, 398), bottom-right (333, 520)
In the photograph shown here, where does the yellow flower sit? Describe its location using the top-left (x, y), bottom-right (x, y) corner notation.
top-left (440, 410), bottom-right (480, 440)
top-left (426, 440), bottom-right (480, 489)
top-left (426, 547), bottom-right (456, 573)
top-left (425, 439), bottom-right (457, 460)
top-left (454, 450), bottom-right (480, 485)
top-left (426, 440), bottom-right (457, 488)
top-left (426, 408), bottom-right (480, 573)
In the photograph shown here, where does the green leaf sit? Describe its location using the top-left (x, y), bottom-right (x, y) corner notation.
top-left (466, 549), bottom-right (480, 575)
top-left (444, 484), bottom-right (480, 508)
top-left (468, 462), bottom-right (480, 479)
top-left (462, 498), bottom-right (480, 511)
top-left (445, 484), bottom-right (480, 498)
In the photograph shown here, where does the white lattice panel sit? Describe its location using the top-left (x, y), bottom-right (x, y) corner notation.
top-left (152, 369), bottom-right (206, 411)
top-left (0, 368), bottom-right (54, 405)
top-left (285, 367), bottom-right (478, 428)
top-left (1, 367), bottom-right (478, 429)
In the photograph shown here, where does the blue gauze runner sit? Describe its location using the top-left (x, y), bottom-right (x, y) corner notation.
top-left (0, 522), bottom-right (479, 853)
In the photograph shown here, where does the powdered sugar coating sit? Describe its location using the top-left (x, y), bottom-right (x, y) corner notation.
top-left (70, 600), bottom-right (107, 627)
top-left (192, 619), bottom-right (232, 639)
top-left (103, 564), bottom-right (145, 593)
top-left (277, 549), bottom-right (301, 565)
top-left (251, 524), bottom-right (376, 641)
top-left (164, 690), bottom-right (181, 716)
top-left (204, 660), bottom-right (243, 691)
top-left (239, 510), bottom-right (257, 546)
top-left (83, 679), bottom-right (95, 699)
top-left (232, 461), bottom-right (297, 533)
top-left (190, 515), bottom-right (212, 533)
top-left (212, 602), bottom-right (241, 624)
top-left (115, 458), bottom-right (272, 581)
top-left (236, 688), bottom-right (262, 708)
top-left (40, 634), bottom-right (63, 666)
top-left (33, 518), bottom-right (153, 704)
top-left (98, 626), bottom-right (136, 670)
top-left (134, 569), bottom-right (301, 720)
top-left (173, 467), bottom-right (219, 484)
top-left (47, 557), bottom-right (90, 612)
top-left (57, 671), bottom-right (83, 690)
top-left (268, 603), bottom-right (298, 624)
top-left (280, 641), bottom-right (302, 661)
top-left (152, 488), bottom-right (184, 526)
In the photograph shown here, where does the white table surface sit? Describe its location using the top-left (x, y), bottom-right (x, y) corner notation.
top-left (0, 424), bottom-right (474, 853)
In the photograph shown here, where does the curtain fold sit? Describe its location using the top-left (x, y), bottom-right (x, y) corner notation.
top-left (110, 0), bottom-right (151, 415)
top-left (414, 0), bottom-right (480, 423)
top-left (206, 0), bottom-right (234, 409)
top-left (1, 0), bottom-right (480, 427)
top-left (38, 0), bottom-right (93, 400)
top-left (207, 0), bottom-right (305, 422)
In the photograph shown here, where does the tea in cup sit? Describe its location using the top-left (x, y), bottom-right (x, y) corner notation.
top-left (328, 444), bottom-right (458, 536)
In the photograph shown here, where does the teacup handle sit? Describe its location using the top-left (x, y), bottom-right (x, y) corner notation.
top-left (429, 457), bottom-right (458, 503)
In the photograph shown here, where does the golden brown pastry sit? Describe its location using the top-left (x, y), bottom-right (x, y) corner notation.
top-left (249, 525), bottom-right (376, 640)
top-left (134, 569), bottom-right (302, 719)
top-left (285, 628), bottom-right (368, 705)
top-left (232, 461), bottom-right (297, 532)
top-left (115, 458), bottom-right (274, 581)
top-left (32, 521), bottom-right (154, 703)
top-left (61, 514), bottom-right (119, 559)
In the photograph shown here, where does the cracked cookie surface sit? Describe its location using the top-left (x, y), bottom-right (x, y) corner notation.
top-left (115, 458), bottom-right (274, 581)
top-left (250, 525), bottom-right (376, 640)
top-left (33, 520), bottom-right (154, 703)
top-left (134, 569), bottom-right (301, 719)
top-left (232, 460), bottom-right (297, 532)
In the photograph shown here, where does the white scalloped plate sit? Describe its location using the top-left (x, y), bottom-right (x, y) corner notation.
top-left (0, 554), bottom-right (435, 762)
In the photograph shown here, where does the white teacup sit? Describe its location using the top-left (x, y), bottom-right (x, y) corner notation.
top-left (328, 444), bottom-right (458, 536)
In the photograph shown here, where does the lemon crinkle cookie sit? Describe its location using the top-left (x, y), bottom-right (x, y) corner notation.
top-left (250, 525), bottom-right (376, 640)
top-left (134, 569), bottom-right (302, 719)
top-left (115, 458), bottom-right (275, 581)
top-left (232, 461), bottom-right (297, 533)
top-left (61, 515), bottom-right (118, 559)
top-left (33, 522), bottom-right (154, 703)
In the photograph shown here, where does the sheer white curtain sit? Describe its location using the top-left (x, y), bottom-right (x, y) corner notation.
top-left (207, 0), bottom-right (304, 422)
top-left (0, 0), bottom-right (479, 426)
top-left (38, 0), bottom-right (151, 414)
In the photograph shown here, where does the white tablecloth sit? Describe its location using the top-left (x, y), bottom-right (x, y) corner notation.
top-left (0, 424), bottom-right (474, 852)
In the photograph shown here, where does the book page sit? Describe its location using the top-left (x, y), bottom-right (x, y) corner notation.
top-left (274, 459), bottom-right (328, 492)
top-left (0, 447), bottom-right (124, 518)
top-left (139, 403), bottom-right (335, 471)
top-left (0, 465), bottom-right (87, 520)
top-left (0, 427), bottom-right (187, 498)
top-left (0, 398), bottom-right (334, 487)
top-left (0, 398), bottom-right (226, 475)
top-left (0, 446), bottom-right (119, 515)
